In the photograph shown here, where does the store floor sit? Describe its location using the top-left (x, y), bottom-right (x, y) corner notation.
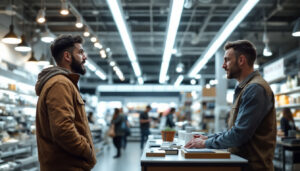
top-left (92, 142), bottom-right (142, 171)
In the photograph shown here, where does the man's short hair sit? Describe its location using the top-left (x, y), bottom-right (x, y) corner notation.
top-left (146, 105), bottom-right (152, 110)
top-left (50, 35), bottom-right (83, 64)
top-left (224, 40), bottom-right (256, 67)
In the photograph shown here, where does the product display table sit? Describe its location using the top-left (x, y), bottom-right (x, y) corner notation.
top-left (140, 139), bottom-right (248, 171)
top-left (277, 140), bottom-right (300, 171)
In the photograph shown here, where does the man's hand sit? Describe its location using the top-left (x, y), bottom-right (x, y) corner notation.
top-left (197, 134), bottom-right (208, 140)
top-left (184, 138), bottom-right (206, 149)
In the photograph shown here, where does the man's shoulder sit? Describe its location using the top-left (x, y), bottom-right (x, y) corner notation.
top-left (46, 75), bottom-right (73, 86)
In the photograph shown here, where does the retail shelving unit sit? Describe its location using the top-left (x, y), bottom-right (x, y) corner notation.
top-left (273, 86), bottom-right (300, 171)
top-left (0, 67), bottom-right (39, 170)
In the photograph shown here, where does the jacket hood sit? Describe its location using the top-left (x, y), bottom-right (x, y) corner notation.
top-left (35, 66), bottom-right (71, 96)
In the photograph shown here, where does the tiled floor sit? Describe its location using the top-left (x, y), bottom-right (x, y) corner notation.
top-left (92, 142), bottom-right (142, 171)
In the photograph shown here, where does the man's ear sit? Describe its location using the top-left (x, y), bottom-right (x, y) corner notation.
top-left (238, 55), bottom-right (247, 66)
top-left (63, 51), bottom-right (72, 63)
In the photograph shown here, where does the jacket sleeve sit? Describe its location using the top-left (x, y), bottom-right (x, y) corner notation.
top-left (46, 81), bottom-right (92, 161)
top-left (205, 84), bottom-right (273, 149)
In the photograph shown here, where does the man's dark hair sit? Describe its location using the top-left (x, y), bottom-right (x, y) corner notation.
top-left (146, 105), bottom-right (151, 110)
top-left (224, 40), bottom-right (256, 67)
top-left (50, 35), bottom-right (83, 64)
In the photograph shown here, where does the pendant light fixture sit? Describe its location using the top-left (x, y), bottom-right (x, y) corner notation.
top-left (15, 12), bottom-right (31, 53)
top-left (2, 0), bottom-right (21, 45)
top-left (83, 27), bottom-right (90, 37)
top-left (28, 50), bottom-right (38, 62)
top-left (15, 35), bottom-right (31, 52)
top-left (2, 25), bottom-right (21, 44)
top-left (60, 0), bottom-right (69, 15)
top-left (262, 21), bottom-right (272, 57)
top-left (36, 0), bottom-right (46, 24)
top-left (75, 15), bottom-right (83, 28)
top-left (292, 17), bottom-right (300, 37)
top-left (40, 25), bottom-right (55, 43)
top-left (38, 53), bottom-right (50, 65)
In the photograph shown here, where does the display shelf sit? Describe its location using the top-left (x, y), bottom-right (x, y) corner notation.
top-left (294, 118), bottom-right (300, 122)
top-left (276, 87), bottom-right (300, 96)
top-left (0, 101), bottom-right (36, 108)
top-left (1, 147), bottom-right (31, 158)
top-left (0, 88), bottom-right (35, 97)
top-left (276, 104), bottom-right (300, 110)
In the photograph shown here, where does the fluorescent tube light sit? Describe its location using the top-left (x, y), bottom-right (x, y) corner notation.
top-left (131, 61), bottom-right (141, 77)
top-left (95, 70), bottom-right (106, 80)
top-left (86, 59), bottom-right (107, 80)
top-left (187, 0), bottom-right (259, 78)
top-left (138, 77), bottom-right (144, 85)
top-left (106, 0), bottom-right (142, 81)
top-left (174, 75), bottom-right (184, 87)
top-left (159, 0), bottom-right (185, 83)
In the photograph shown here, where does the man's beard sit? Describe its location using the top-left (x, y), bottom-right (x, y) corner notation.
top-left (227, 61), bottom-right (241, 79)
top-left (71, 55), bottom-right (86, 75)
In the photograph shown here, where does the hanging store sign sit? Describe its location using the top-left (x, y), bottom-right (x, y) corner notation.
top-left (263, 58), bottom-right (285, 83)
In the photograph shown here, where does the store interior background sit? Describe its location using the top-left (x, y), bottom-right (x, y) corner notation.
top-left (0, 0), bottom-right (300, 170)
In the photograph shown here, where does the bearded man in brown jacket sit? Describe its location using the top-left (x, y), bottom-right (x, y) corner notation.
top-left (35, 35), bottom-right (96, 171)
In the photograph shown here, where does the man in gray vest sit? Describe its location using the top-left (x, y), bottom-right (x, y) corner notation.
top-left (185, 40), bottom-right (276, 171)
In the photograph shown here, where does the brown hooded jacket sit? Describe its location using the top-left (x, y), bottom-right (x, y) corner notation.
top-left (35, 66), bottom-right (96, 171)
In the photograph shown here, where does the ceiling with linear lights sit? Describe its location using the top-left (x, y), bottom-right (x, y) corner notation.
top-left (1, 0), bottom-right (300, 90)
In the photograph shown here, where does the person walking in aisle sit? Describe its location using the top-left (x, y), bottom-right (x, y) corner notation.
top-left (165, 107), bottom-right (176, 128)
top-left (35, 35), bottom-right (96, 171)
top-left (185, 40), bottom-right (276, 171)
top-left (120, 108), bottom-right (131, 149)
top-left (140, 105), bottom-right (151, 149)
top-left (280, 108), bottom-right (296, 136)
top-left (110, 108), bottom-right (126, 158)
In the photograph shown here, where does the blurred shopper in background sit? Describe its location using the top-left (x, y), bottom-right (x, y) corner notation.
top-left (165, 107), bottom-right (176, 128)
top-left (280, 108), bottom-right (296, 136)
top-left (35, 35), bottom-right (96, 170)
top-left (111, 108), bottom-right (126, 158)
top-left (185, 40), bottom-right (276, 171)
top-left (120, 108), bottom-right (131, 149)
top-left (88, 111), bottom-right (95, 124)
top-left (140, 105), bottom-right (151, 149)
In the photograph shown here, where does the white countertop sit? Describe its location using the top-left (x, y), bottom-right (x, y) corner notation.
top-left (141, 138), bottom-right (248, 164)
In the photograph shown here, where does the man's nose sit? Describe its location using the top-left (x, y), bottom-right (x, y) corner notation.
top-left (222, 62), bottom-right (226, 69)
top-left (83, 53), bottom-right (87, 60)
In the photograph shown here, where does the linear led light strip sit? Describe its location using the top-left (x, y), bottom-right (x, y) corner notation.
top-left (187, 0), bottom-right (259, 78)
top-left (174, 75), bottom-right (184, 87)
top-left (106, 0), bottom-right (143, 84)
top-left (159, 0), bottom-right (185, 84)
top-left (85, 60), bottom-right (107, 80)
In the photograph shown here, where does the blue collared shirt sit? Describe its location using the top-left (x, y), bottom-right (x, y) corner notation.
top-left (205, 71), bottom-right (274, 149)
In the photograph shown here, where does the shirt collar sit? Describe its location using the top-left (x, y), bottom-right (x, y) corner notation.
top-left (237, 70), bottom-right (259, 89)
